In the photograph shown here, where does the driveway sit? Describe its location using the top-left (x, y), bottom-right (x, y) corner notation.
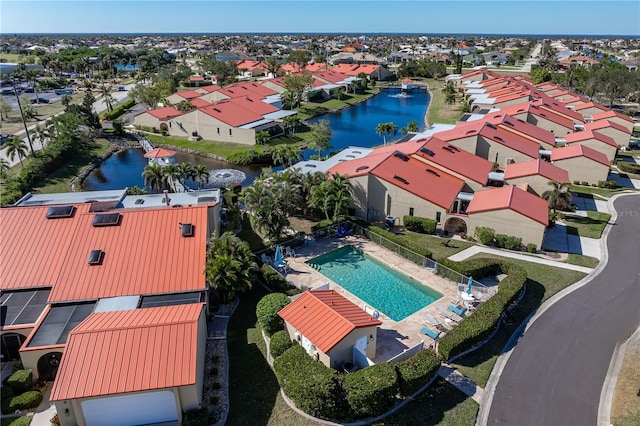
top-left (485, 194), bottom-right (640, 426)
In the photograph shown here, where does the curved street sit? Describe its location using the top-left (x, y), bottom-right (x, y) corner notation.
top-left (486, 194), bottom-right (640, 426)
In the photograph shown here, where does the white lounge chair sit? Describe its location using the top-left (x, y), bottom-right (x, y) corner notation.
top-left (437, 307), bottom-right (463, 323)
top-left (423, 312), bottom-right (448, 332)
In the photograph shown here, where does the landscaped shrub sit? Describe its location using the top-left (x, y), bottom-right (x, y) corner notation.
top-left (182, 407), bottom-right (208, 426)
top-left (1, 387), bottom-right (15, 415)
top-left (7, 369), bottom-right (33, 394)
top-left (2, 416), bottom-right (32, 426)
top-left (103, 99), bottom-right (135, 120)
top-left (270, 330), bottom-right (293, 360)
top-left (11, 361), bottom-right (23, 374)
top-left (494, 234), bottom-right (522, 251)
top-left (259, 264), bottom-right (299, 296)
top-left (581, 181), bottom-right (590, 186)
top-left (526, 243), bottom-right (537, 253)
top-left (273, 346), bottom-right (346, 419)
top-left (402, 216), bottom-right (437, 235)
top-left (343, 362), bottom-right (400, 418)
top-left (9, 391), bottom-right (42, 411)
top-left (617, 161), bottom-right (640, 174)
top-left (597, 180), bottom-right (618, 189)
top-left (437, 258), bottom-right (527, 360)
top-left (351, 219), bottom-right (433, 260)
top-left (256, 293), bottom-right (291, 336)
top-left (474, 226), bottom-right (495, 245)
top-left (395, 349), bottom-right (441, 397)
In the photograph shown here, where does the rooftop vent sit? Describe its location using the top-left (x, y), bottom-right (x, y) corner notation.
top-left (466, 130), bottom-right (476, 135)
top-left (393, 175), bottom-right (409, 184)
top-left (92, 213), bottom-right (121, 227)
top-left (420, 147), bottom-right (435, 156)
top-left (88, 249), bottom-right (104, 265)
top-left (46, 205), bottom-right (75, 219)
top-left (494, 136), bottom-right (504, 142)
top-left (504, 120), bottom-right (514, 126)
top-left (346, 155), bottom-right (355, 158)
top-left (393, 151), bottom-right (409, 162)
top-left (181, 223), bottom-right (194, 237)
top-left (135, 199), bottom-right (144, 205)
top-left (426, 169), bottom-right (440, 176)
top-left (304, 164), bottom-right (317, 168)
top-left (353, 151), bottom-right (361, 154)
top-left (355, 165), bottom-right (369, 171)
top-left (486, 122), bottom-right (497, 129)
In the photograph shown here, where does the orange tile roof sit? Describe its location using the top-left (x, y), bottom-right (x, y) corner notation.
top-left (218, 81), bottom-right (278, 99)
top-left (313, 70), bottom-right (350, 84)
top-left (591, 110), bottom-right (634, 124)
top-left (504, 159), bottom-right (570, 183)
top-left (573, 101), bottom-right (608, 112)
top-left (197, 84), bottom-right (222, 93)
top-left (477, 122), bottom-right (541, 159)
top-left (50, 304), bottom-right (203, 401)
top-left (535, 98), bottom-right (585, 123)
top-left (146, 107), bottom-right (183, 120)
top-left (500, 102), bottom-right (575, 131)
top-left (144, 147), bottom-right (177, 158)
top-left (371, 154), bottom-right (465, 210)
top-left (551, 144), bottom-right (610, 166)
top-left (278, 290), bottom-right (381, 353)
top-left (199, 100), bottom-right (265, 127)
top-left (565, 130), bottom-right (617, 147)
top-left (228, 96), bottom-right (279, 115)
top-left (488, 113), bottom-right (556, 147)
top-left (1, 204), bottom-right (90, 291)
top-left (189, 76), bottom-right (204, 81)
top-left (467, 186), bottom-right (549, 225)
top-left (49, 205), bottom-right (209, 303)
top-left (416, 137), bottom-right (493, 185)
top-left (584, 119), bottom-right (631, 135)
top-left (235, 60), bottom-right (267, 71)
top-left (190, 98), bottom-right (212, 108)
top-left (174, 90), bottom-right (203, 100)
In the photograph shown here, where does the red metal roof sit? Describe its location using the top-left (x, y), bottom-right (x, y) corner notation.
top-left (175, 90), bottom-right (202, 100)
top-left (313, 70), bottom-right (350, 84)
top-left (504, 159), bottom-right (570, 183)
top-left (189, 76), bottom-right (204, 81)
top-left (218, 81), bottom-right (278, 99)
top-left (467, 186), bottom-right (549, 225)
top-left (50, 303), bottom-right (203, 401)
top-left (477, 122), bottom-right (541, 159)
top-left (199, 100), bottom-right (265, 127)
top-left (416, 137), bottom-right (493, 185)
top-left (1, 204), bottom-right (90, 291)
top-left (49, 205), bottom-right (209, 303)
top-left (144, 147), bottom-right (177, 158)
top-left (565, 130), bottom-right (617, 147)
top-left (488, 113), bottom-right (556, 148)
top-left (551, 144), bottom-right (610, 166)
top-left (591, 110), bottom-right (634, 124)
top-left (328, 141), bottom-right (422, 178)
top-left (190, 98), bottom-right (212, 108)
top-left (146, 107), bottom-right (183, 120)
top-left (278, 290), bottom-right (381, 353)
top-left (197, 84), bottom-right (222, 93)
top-left (584, 119), bottom-right (631, 135)
top-left (228, 96), bottom-right (279, 115)
top-left (500, 102), bottom-right (575, 131)
top-left (573, 101), bottom-right (608, 112)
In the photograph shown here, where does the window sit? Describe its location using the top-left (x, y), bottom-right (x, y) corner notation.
top-left (217, 127), bottom-right (220, 134)
top-left (229, 129), bottom-right (232, 136)
top-left (409, 208), bottom-right (414, 216)
top-left (436, 212), bottom-right (441, 223)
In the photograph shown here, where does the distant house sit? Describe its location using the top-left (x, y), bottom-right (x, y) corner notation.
top-left (236, 60), bottom-right (268, 77)
top-left (584, 120), bottom-right (632, 147)
top-left (551, 145), bottom-right (611, 185)
top-left (564, 130), bottom-right (618, 162)
top-left (331, 63), bottom-right (393, 81)
top-left (278, 290), bottom-right (382, 369)
top-left (504, 159), bottom-right (570, 196)
top-left (134, 107), bottom-right (183, 133)
top-left (165, 89), bottom-right (204, 106)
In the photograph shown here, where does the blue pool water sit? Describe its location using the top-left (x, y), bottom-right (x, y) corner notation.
top-left (308, 245), bottom-right (442, 321)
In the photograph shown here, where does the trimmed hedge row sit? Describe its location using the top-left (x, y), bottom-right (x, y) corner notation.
top-left (269, 330), bottom-right (293, 359)
top-left (351, 219), bottom-right (433, 259)
top-left (402, 215), bottom-right (437, 235)
top-left (103, 99), bottom-right (135, 121)
top-left (256, 293), bottom-right (291, 336)
top-left (617, 160), bottom-right (640, 174)
top-left (7, 369), bottom-right (33, 394)
top-left (437, 258), bottom-right (527, 360)
top-left (9, 391), bottom-right (43, 412)
top-left (272, 345), bottom-right (441, 421)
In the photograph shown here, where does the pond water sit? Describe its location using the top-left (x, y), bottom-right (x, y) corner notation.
top-left (84, 87), bottom-right (430, 191)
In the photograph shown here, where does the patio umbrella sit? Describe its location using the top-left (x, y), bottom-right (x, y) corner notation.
top-left (274, 246), bottom-right (286, 268)
top-left (467, 276), bottom-right (474, 294)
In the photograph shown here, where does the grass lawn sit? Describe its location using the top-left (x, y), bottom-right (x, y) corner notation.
top-left (373, 378), bottom-right (479, 426)
top-left (296, 89), bottom-right (378, 120)
top-left (1, 93), bottom-right (86, 136)
top-left (611, 337), bottom-right (640, 426)
top-left (571, 186), bottom-right (631, 198)
top-left (420, 78), bottom-right (464, 125)
top-left (227, 286), bottom-right (318, 426)
top-left (563, 211), bottom-right (612, 239)
top-left (390, 230), bottom-right (474, 261)
top-left (566, 254), bottom-right (600, 269)
top-left (451, 253), bottom-right (586, 387)
top-left (144, 133), bottom-right (261, 158)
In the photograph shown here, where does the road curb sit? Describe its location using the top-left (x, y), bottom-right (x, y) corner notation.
top-left (476, 192), bottom-right (639, 426)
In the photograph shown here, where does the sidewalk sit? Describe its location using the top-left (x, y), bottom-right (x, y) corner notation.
top-left (438, 364), bottom-right (484, 403)
top-left (542, 222), bottom-right (602, 259)
top-left (447, 245), bottom-right (594, 274)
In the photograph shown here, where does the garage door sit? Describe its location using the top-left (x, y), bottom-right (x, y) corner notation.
top-left (81, 390), bottom-right (178, 426)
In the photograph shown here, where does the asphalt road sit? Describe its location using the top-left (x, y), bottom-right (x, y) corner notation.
top-left (486, 194), bottom-right (640, 426)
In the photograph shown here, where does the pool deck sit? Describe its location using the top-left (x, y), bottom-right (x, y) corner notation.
top-left (281, 235), bottom-right (470, 362)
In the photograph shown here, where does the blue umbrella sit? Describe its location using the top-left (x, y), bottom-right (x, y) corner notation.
top-left (274, 246), bottom-right (286, 268)
top-left (467, 276), bottom-right (473, 294)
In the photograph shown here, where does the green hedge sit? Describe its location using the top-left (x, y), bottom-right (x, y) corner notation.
top-left (1, 387), bottom-right (15, 414)
top-left (395, 349), bottom-right (441, 397)
top-left (270, 330), bottom-right (293, 360)
top-left (259, 264), bottom-right (299, 296)
top-left (9, 391), bottom-right (42, 411)
top-left (402, 216), bottom-right (437, 234)
top-left (182, 407), bottom-right (208, 426)
top-left (273, 346), bottom-right (346, 419)
top-left (1, 416), bottom-right (32, 426)
top-left (474, 226), bottom-right (495, 245)
top-left (437, 258), bottom-right (527, 360)
top-left (7, 370), bottom-right (32, 394)
top-left (103, 99), bottom-right (135, 121)
top-left (494, 234), bottom-right (522, 251)
top-left (343, 362), bottom-right (399, 417)
top-left (617, 160), bottom-right (640, 174)
top-left (256, 293), bottom-right (291, 336)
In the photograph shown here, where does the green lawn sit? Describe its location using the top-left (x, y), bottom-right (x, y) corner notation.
top-left (144, 133), bottom-right (261, 158)
top-left (571, 186), bottom-right (631, 198)
top-left (451, 254), bottom-right (586, 387)
top-left (295, 89), bottom-right (379, 120)
top-left (389, 230), bottom-right (474, 261)
top-left (372, 378), bottom-right (479, 426)
top-left (566, 254), bottom-right (600, 269)
top-left (563, 211), bottom-right (612, 239)
top-left (0, 417), bottom-right (32, 426)
top-left (420, 78), bottom-right (464, 125)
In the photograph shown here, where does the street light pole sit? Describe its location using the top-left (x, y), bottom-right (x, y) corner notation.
top-left (12, 81), bottom-right (36, 157)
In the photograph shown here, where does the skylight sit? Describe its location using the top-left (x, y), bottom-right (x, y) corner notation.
top-left (92, 213), bottom-right (121, 227)
top-left (88, 249), bottom-right (104, 265)
top-left (393, 151), bottom-right (409, 162)
top-left (181, 223), bottom-right (194, 237)
top-left (420, 147), bottom-right (435, 157)
top-left (393, 175), bottom-right (409, 184)
top-left (46, 205), bottom-right (75, 219)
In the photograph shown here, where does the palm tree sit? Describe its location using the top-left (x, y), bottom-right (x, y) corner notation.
top-left (541, 181), bottom-right (572, 215)
top-left (176, 162), bottom-right (195, 190)
top-left (61, 94), bottom-right (72, 109)
top-left (0, 158), bottom-right (10, 180)
top-left (194, 164), bottom-right (210, 190)
top-left (33, 123), bottom-right (51, 147)
top-left (23, 69), bottom-right (41, 104)
top-left (334, 87), bottom-right (344, 100)
top-left (163, 163), bottom-right (180, 191)
top-left (205, 231), bottom-right (257, 303)
top-left (400, 120), bottom-right (419, 134)
top-left (4, 137), bottom-right (29, 168)
top-left (0, 99), bottom-right (13, 120)
top-left (376, 122), bottom-right (398, 146)
top-left (282, 115), bottom-right (301, 136)
top-left (142, 163), bottom-right (168, 193)
top-left (255, 130), bottom-right (270, 145)
top-left (101, 84), bottom-right (114, 113)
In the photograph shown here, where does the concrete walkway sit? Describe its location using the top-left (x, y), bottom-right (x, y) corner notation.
top-left (29, 389), bottom-right (56, 426)
top-left (447, 245), bottom-right (594, 274)
top-left (438, 364), bottom-right (484, 403)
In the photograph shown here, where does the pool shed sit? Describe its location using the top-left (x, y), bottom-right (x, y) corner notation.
top-left (278, 290), bottom-right (382, 369)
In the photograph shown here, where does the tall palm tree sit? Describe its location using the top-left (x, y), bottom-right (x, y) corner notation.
top-left (23, 69), bottom-right (41, 104)
top-left (0, 158), bottom-right (10, 180)
top-left (541, 181), bottom-right (572, 215)
top-left (163, 163), bottom-right (180, 191)
top-left (376, 122), bottom-right (398, 146)
top-left (255, 130), bottom-right (270, 145)
top-left (176, 162), bottom-right (195, 190)
top-left (282, 115), bottom-right (301, 136)
top-left (194, 164), bottom-right (210, 190)
top-left (4, 137), bottom-right (29, 168)
top-left (61, 94), bottom-right (72, 109)
top-left (142, 163), bottom-right (168, 193)
top-left (205, 231), bottom-right (257, 303)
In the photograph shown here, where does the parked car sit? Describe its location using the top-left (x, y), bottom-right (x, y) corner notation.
top-left (1, 134), bottom-right (14, 145)
top-left (118, 86), bottom-right (126, 91)
top-left (54, 88), bottom-right (74, 95)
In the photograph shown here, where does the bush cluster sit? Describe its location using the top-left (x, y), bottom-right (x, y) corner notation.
top-left (437, 258), bottom-right (527, 360)
top-left (256, 293), bottom-right (291, 336)
top-left (103, 99), bottom-right (135, 121)
top-left (226, 149), bottom-right (271, 166)
top-left (494, 234), bottom-right (522, 251)
top-left (474, 226), bottom-right (495, 245)
top-left (526, 243), bottom-right (537, 253)
top-left (259, 264), bottom-right (299, 296)
top-left (402, 216), bottom-right (437, 234)
top-left (9, 391), bottom-right (43, 411)
top-left (134, 124), bottom-right (160, 133)
top-left (351, 219), bottom-right (433, 259)
top-left (597, 180), bottom-right (618, 188)
top-left (269, 330), bottom-right (293, 360)
top-left (273, 345), bottom-right (441, 421)
top-left (617, 161), bottom-right (640, 174)
top-left (7, 369), bottom-right (33, 394)
top-left (182, 407), bottom-right (208, 426)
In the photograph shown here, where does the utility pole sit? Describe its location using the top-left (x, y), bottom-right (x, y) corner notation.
top-left (13, 81), bottom-right (36, 157)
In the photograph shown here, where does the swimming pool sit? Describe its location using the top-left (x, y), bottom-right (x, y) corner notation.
top-left (308, 245), bottom-right (442, 321)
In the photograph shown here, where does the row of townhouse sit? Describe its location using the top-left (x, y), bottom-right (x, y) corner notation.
top-left (1, 189), bottom-right (223, 426)
top-left (234, 59), bottom-right (393, 81)
top-left (290, 70), bottom-right (633, 249)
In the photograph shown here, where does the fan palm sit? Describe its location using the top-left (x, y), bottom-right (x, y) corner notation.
top-left (541, 181), bottom-right (572, 214)
top-left (376, 122), bottom-right (398, 146)
top-left (4, 137), bottom-right (29, 168)
top-left (194, 164), bottom-right (210, 190)
top-left (142, 163), bottom-right (168, 193)
top-left (205, 231), bottom-right (257, 303)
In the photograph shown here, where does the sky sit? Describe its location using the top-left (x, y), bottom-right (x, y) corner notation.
top-left (0, 0), bottom-right (639, 36)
